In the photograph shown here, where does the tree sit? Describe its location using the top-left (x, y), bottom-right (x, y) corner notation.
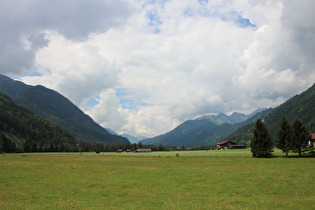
top-left (23, 141), bottom-right (31, 153)
top-left (31, 142), bottom-right (38, 152)
top-left (250, 119), bottom-right (273, 158)
top-left (290, 119), bottom-right (310, 157)
top-left (0, 134), bottom-right (10, 153)
top-left (276, 117), bottom-right (291, 157)
top-left (132, 143), bottom-right (137, 151)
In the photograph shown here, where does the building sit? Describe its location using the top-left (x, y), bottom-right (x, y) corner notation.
top-left (217, 140), bottom-right (246, 149)
top-left (308, 133), bottom-right (315, 148)
top-left (135, 148), bottom-right (152, 152)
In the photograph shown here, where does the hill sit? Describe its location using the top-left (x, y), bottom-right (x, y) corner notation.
top-left (222, 108), bottom-right (273, 144)
top-left (226, 83), bottom-right (315, 143)
top-left (0, 74), bottom-right (30, 98)
top-left (265, 83), bottom-right (315, 138)
top-left (0, 92), bottom-right (76, 152)
top-left (140, 111), bottom-right (260, 147)
top-left (0, 74), bottom-right (129, 144)
top-left (121, 133), bottom-right (141, 144)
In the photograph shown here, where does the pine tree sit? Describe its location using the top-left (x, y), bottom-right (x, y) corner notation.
top-left (31, 142), bottom-right (38, 152)
top-left (0, 134), bottom-right (10, 153)
top-left (276, 117), bottom-right (291, 157)
top-left (250, 119), bottom-right (273, 158)
top-left (290, 119), bottom-right (310, 157)
top-left (23, 141), bottom-right (31, 153)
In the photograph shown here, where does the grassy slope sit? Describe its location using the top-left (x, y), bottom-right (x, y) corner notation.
top-left (1, 150), bottom-right (314, 209)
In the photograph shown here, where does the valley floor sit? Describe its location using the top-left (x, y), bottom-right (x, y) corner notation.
top-left (1, 149), bottom-right (314, 209)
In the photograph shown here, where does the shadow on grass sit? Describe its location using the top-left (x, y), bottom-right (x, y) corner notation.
top-left (273, 153), bottom-right (315, 158)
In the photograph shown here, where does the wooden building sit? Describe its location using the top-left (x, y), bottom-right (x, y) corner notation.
top-left (217, 140), bottom-right (246, 149)
top-left (135, 148), bottom-right (152, 152)
top-left (308, 133), bottom-right (315, 148)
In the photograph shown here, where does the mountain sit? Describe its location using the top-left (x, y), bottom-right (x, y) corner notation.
top-left (140, 111), bottom-right (259, 147)
top-left (0, 92), bottom-right (76, 152)
top-left (106, 127), bottom-right (148, 144)
top-left (106, 128), bottom-right (146, 143)
top-left (226, 83), bottom-right (315, 143)
top-left (106, 128), bottom-right (118, 135)
top-left (222, 108), bottom-right (273, 144)
top-left (121, 133), bottom-right (148, 144)
top-left (121, 133), bottom-right (139, 144)
top-left (0, 74), bottom-right (129, 144)
top-left (265, 83), bottom-right (315, 138)
top-left (0, 74), bottom-right (31, 98)
top-left (143, 82), bottom-right (315, 147)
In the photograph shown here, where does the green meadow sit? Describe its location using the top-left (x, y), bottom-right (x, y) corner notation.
top-left (1, 149), bottom-right (315, 209)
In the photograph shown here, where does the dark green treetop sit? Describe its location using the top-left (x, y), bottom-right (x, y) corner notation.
top-left (250, 119), bottom-right (274, 158)
top-left (276, 117), bottom-right (291, 157)
top-left (290, 119), bottom-right (310, 157)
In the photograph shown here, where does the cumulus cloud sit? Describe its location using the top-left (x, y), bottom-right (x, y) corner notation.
top-left (21, 31), bottom-right (120, 104)
top-left (83, 89), bottom-right (126, 131)
top-left (0, 0), bottom-right (135, 74)
top-left (1, 0), bottom-right (314, 137)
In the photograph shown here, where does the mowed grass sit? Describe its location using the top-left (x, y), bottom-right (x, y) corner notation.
top-left (1, 149), bottom-right (315, 209)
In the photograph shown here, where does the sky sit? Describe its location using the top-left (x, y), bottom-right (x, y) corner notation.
top-left (1, 0), bottom-right (315, 138)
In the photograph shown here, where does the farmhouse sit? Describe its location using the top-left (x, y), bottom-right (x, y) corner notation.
top-left (308, 133), bottom-right (315, 147)
top-left (217, 140), bottom-right (246, 149)
top-left (135, 148), bottom-right (152, 152)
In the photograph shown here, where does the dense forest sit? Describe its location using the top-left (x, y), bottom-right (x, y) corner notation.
top-left (0, 92), bottom-right (76, 152)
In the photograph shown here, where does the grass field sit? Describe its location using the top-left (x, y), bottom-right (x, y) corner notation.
top-left (1, 149), bottom-right (315, 209)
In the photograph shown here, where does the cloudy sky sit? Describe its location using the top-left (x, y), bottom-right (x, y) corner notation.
top-left (1, 0), bottom-right (314, 138)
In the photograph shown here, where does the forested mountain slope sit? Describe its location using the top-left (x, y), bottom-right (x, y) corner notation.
top-left (222, 108), bottom-right (273, 144)
top-left (141, 111), bottom-right (261, 147)
top-left (0, 92), bottom-right (76, 152)
top-left (0, 74), bottom-right (129, 144)
top-left (0, 74), bottom-right (30, 98)
top-left (265, 83), bottom-right (315, 138)
top-left (226, 84), bottom-right (315, 143)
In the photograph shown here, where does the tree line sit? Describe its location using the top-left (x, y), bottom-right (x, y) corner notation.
top-left (250, 117), bottom-right (312, 158)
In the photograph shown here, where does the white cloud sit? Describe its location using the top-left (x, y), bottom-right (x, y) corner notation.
top-left (83, 89), bottom-right (126, 131)
top-left (1, 0), bottom-right (314, 137)
top-left (21, 31), bottom-right (120, 105)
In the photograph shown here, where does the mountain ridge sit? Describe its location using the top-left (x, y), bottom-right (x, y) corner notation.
top-left (140, 110), bottom-right (262, 146)
top-left (0, 74), bottom-right (129, 144)
top-left (0, 91), bottom-right (77, 152)
top-left (225, 83), bottom-right (315, 144)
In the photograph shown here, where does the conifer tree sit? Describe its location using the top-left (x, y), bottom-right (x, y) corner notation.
top-left (23, 141), bottom-right (31, 153)
top-left (250, 119), bottom-right (273, 158)
top-left (276, 117), bottom-right (291, 157)
top-left (31, 142), bottom-right (38, 152)
top-left (290, 119), bottom-right (310, 157)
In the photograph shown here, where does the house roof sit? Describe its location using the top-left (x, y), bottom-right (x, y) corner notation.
top-left (135, 148), bottom-right (152, 152)
top-left (217, 140), bottom-right (236, 145)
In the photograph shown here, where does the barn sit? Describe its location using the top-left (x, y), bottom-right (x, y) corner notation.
top-left (217, 140), bottom-right (246, 149)
top-left (135, 148), bottom-right (152, 152)
top-left (308, 133), bottom-right (315, 147)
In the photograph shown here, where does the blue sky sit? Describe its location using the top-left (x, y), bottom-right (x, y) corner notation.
top-left (1, 0), bottom-right (314, 137)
